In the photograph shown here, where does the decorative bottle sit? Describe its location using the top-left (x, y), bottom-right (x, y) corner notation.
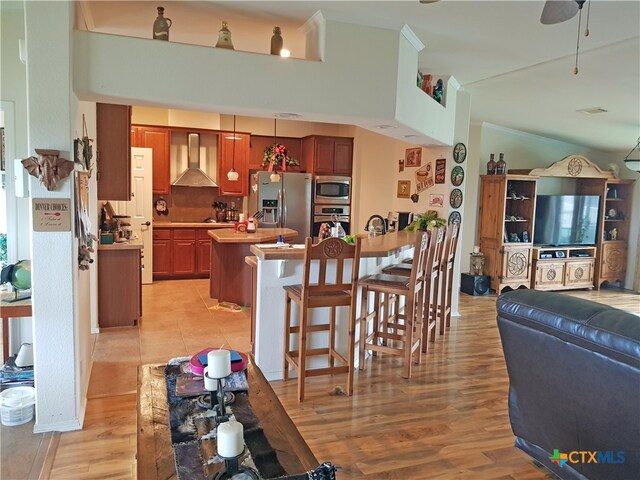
top-left (496, 153), bottom-right (507, 175)
top-left (152, 7), bottom-right (172, 41)
top-left (215, 21), bottom-right (234, 50)
top-left (486, 154), bottom-right (497, 175)
top-left (270, 26), bottom-right (283, 55)
top-left (433, 79), bottom-right (444, 104)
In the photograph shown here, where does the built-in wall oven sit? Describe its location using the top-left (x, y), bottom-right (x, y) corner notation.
top-left (312, 205), bottom-right (351, 238)
top-left (314, 175), bottom-right (351, 205)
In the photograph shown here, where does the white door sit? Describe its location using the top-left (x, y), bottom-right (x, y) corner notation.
top-left (114, 148), bottom-right (154, 284)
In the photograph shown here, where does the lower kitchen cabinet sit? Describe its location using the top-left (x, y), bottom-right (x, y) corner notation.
top-left (153, 227), bottom-right (211, 279)
top-left (98, 246), bottom-right (142, 327)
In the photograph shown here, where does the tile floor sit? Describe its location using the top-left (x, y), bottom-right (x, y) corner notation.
top-left (88, 278), bottom-right (252, 398)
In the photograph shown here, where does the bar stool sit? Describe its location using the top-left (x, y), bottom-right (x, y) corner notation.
top-left (283, 236), bottom-right (362, 402)
top-left (383, 228), bottom-right (445, 351)
top-left (438, 222), bottom-right (460, 334)
top-left (420, 227), bottom-right (445, 349)
top-left (358, 232), bottom-right (429, 379)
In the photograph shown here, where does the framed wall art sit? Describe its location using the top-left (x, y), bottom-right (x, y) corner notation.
top-left (405, 147), bottom-right (422, 167)
top-left (429, 194), bottom-right (444, 207)
top-left (397, 180), bottom-right (411, 198)
top-left (435, 158), bottom-right (446, 184)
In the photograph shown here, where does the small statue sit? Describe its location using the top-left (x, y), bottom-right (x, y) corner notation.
top-left (509, 233), bottom-right (520, 243)
top-left (470, 253), bottom-right (485, 276)
top-left (215, 21), bottom-right (234, 49)
top-left (609, 228), bottom-right (617, 241)
top-left (152, 7), bottom-right (172, 41)
top-left (432, 79), bottom-right (444, 104)
top-left (22, 149), bottom-right (75, 191)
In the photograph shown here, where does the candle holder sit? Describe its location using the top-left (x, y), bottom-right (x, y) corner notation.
top-left (213, 450), bottom-right (260, 480)
top-left (203, 369), bottom-right (235, 423)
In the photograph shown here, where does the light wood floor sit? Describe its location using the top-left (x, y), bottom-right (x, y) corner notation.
top-left (5, 281), bottom-right (638, 479)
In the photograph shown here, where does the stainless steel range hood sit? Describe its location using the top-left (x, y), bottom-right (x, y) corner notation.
top-left (172, 133), bottom-right (218, 187)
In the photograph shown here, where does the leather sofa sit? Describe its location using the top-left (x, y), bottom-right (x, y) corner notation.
top-left (496, 289), bottom-right (640, 480)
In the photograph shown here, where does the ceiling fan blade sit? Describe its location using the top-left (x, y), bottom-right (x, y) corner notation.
top-left (540, 0), bottom-right (580, 25)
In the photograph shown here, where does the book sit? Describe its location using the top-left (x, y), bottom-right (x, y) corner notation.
top-left (197, 350), bottom-right (242, 366)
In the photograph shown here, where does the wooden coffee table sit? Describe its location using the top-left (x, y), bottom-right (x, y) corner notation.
top-left (137, 356), bottom-right (317, 479)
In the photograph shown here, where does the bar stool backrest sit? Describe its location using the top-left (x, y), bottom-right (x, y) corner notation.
top-left (302, 237), bottom-right (362, 300)
top-left (442, 222), bottom-right (460, 271)
top-left (411, 231), bottom-right (431, 291)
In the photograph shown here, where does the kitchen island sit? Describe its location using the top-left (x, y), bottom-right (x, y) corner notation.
top-left (247, 231), bottom-right (419, 380)
top-left (209, 227), bottom-right (297, 307)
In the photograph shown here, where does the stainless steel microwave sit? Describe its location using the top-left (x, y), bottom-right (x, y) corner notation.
top-left (314, 175), bottom-right (351, 204)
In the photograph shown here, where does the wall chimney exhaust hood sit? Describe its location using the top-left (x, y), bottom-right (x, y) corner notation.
top-left (172, 133), bottom-right (218, 187)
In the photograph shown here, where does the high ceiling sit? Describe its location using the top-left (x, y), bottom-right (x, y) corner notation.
top-left (83, 0), bottom-right (640, 154)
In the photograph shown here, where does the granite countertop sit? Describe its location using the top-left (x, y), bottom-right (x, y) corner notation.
top-left (209, 228), bottom-right (298, 244)
top-left (153, 221), bottom-right (234, 228)
top-left (249, 230), bottom-right (419, 260)
top-left (98, 238), bottom-right (144, 250)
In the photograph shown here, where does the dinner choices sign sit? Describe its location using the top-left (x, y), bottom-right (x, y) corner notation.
top-left (32, 198), bottom-right (71, 232)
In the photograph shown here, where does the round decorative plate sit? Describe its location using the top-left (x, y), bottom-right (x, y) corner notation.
top-left (451, 166), bottom-right (464, 186)
top-left (448, 211), bottom-right (461, 224)
top-left (453, 142), bottom-right (467, 163)
top-left (450, 188), bottom-right (463, 209)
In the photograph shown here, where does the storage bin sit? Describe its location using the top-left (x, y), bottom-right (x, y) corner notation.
top-left (0, 386), bottom-right (36, 426)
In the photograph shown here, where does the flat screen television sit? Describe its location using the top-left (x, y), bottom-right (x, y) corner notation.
top-left (534, 195), bottom-right (600, 246)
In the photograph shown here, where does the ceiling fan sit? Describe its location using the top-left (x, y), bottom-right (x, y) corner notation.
top-left (540, 0), bottom-right (592, 74)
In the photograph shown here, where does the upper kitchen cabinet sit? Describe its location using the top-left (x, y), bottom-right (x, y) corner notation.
top-left (217, 133), bottom-right (250, 196)
top-left (131, 125), bottom-right (171, 194)
top-left (302, 136), bottom-right (353, 175)
top-left (97, 103), bottom-right (132, 200)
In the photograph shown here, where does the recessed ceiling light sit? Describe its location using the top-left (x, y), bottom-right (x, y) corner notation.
top-left (375, 125), bottom-right (397, 130)
top-left (402, 134), bottom-right (419, 138)
top-left (280, 48), bottom-right (291, 58)
top-left (274, 113), bottom-right (301, 119)
top-left (577, 107), bottom-right (608, 115)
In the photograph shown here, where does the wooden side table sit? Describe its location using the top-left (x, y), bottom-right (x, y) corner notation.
top-left (1, 293), bottom-right (32, 363)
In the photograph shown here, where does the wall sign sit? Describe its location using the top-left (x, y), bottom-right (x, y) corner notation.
top-left (435, 158), bottom-right (446, 184)
top-left (415, 161), bottom-right (434, 193)
top-left (32, 198), bottom-right (71, 232)
top-left (397, 180), bottom-right (411, 198)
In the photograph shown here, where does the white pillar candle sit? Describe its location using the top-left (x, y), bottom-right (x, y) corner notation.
top-left (203, 368), bottom-right (226, 391)
top-left (217, 420), bottom-right (244, 458)
top-left (207, 349), bottom-right (232, 378)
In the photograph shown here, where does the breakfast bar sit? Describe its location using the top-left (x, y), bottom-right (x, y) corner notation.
top-left (208, 228), bottom-right (297, 307)
top-left (248, 231), bottom-right (419, 380)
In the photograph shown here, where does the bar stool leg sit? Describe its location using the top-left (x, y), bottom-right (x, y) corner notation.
top-left (402, 301), bottom-right (414, 379)
top-left (284, 292), bottom-right (292, 381)
top-left (329, 306), bottom-right (336, 368)
top-left (298, 306), bottom-right (309, 402)
top-left (347, 306), bottom-right (356, 396)
top-left (359, 286), bottom-right (369, 371)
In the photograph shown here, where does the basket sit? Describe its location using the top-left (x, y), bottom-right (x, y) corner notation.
top-left (0, 386), bottom-right (36, 426)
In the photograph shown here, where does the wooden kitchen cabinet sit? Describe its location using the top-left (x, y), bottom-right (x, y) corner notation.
top-left (302, 135), bottom-right (353, 175)
top-left (152, 229), bottom-right (172, 277)
top-left (131, 125), bottom-right (171, 194)
top-left (97, 103), bottom-right (132, 200)
top-left (218, 133), bottom-right (250, 196)
top-left (98, 247), bottom-right (142, 327)
top-left (197, 230), bottom-right (211, 275)
top-left (153, 227), bottom-right (211, 279)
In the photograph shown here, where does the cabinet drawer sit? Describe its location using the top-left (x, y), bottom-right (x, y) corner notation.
top-left (173, 229), bottom-right (196, 240)
top-left (153, 229), bottom-right (171, 240)
top-left (197, 229), bottom-right (213, 239)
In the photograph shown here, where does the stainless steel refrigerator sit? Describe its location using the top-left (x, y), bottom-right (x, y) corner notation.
top-left (248, 171), bottom-right (312, 244)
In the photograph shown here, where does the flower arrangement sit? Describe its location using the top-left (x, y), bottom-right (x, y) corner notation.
top-left (405, 211), bottom-right (447, 232)
top-left (261, 143), bottom-right (299, 172)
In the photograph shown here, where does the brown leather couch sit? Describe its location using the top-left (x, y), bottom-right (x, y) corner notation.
top-left (497, 289), bottom-right (640, 480)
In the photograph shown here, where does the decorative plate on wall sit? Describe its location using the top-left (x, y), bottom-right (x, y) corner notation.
top-left (451, 166), bottom-right (464, 186)
top-left (453, 142), bottom-right (467, 163)
top-left (450, 188), bottom-right (463, 208)
top-left (448, 211), bottom-right (461, 224)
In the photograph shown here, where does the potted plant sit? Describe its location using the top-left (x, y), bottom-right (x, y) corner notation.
top-left (404, 211), bottom-right (447, 232)
top-left (261, 144), bottom-right (299, 181)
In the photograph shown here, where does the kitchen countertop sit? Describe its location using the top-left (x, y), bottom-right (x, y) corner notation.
top-left (98, 238), bottom-right (144, 250)
top-left (208, 227), bottom-right (297, 244)
top-left (249, 230), bottom-right (419, 260)
top-left (153, 221), bottom-right (234, 228)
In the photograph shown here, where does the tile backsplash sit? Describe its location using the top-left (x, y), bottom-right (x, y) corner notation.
top-left (154, 186), bottom-right (243, 222)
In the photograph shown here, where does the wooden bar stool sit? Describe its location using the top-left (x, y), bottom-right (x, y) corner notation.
top-left (421, 227), bottom-right (445, 350)
top-left (283, 236), bottom-right (362, 402)
top-left (358, 232), bottom-right (429, 379)
top-left (438, 222), bottom-right (460, 334)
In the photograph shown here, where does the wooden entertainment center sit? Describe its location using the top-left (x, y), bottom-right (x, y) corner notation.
top-left (478, 155), bottom-right (635, 293)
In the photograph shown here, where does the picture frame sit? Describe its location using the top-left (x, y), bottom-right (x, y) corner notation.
top-left (405, 147), bottom-right (422, 168)
top-left (429, 194), bottom-right (444, 207)
top-left (397, 180), bottom-right (411, 198)
top-left (398, 158), bottom-right (404, 172)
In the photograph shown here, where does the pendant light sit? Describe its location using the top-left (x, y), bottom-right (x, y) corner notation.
top-left (226, 115), bottom-right (239, 181)
top-left (270, 118), bottom-right (281, 182)
top-left (623, 137), bottom-right (640, 173)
